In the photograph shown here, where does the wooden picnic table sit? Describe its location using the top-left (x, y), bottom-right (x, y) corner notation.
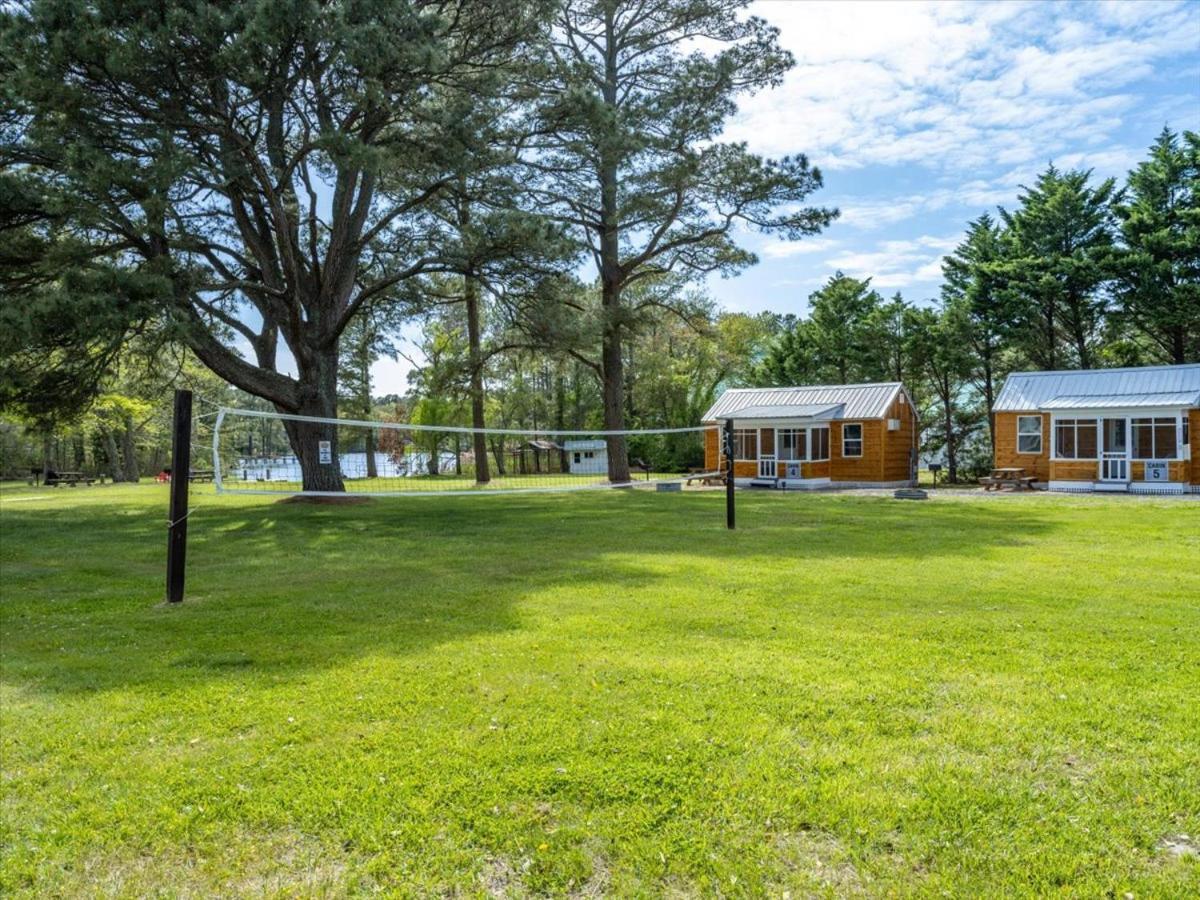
top-left (47, 471), bottom-right (95, 487)
top-left (187, 470), bottom-right (216, 483)
top-left (685, 467), bottom-right (726, 486)
top-left (980, 467), bottom-right (1037, 491)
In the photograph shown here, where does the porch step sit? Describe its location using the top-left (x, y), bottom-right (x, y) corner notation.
top-left (1094, 482), bottom-right (1130, 492)
top-left (749, 478), bottom-right (778, 489)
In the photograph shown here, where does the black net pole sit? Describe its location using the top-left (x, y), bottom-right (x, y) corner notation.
top-left (724, 418), bottom-right (735, 530)
top-left (166, 388), bottom-right (192, 603)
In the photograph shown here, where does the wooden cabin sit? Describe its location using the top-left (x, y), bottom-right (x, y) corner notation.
top-left (993, 363), bottom-right (1200, 493)
top-left (702, 382), bottom-right (918, 489)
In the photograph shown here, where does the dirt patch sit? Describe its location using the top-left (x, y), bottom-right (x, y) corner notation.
top-left (66, 827), bottom-right (363, 897)
top-left (1158, 834), bottom-right (1198, 859)
top-left (478, 855), bottom-right (531, 898)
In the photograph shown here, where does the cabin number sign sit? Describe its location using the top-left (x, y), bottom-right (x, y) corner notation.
top-left (1143, 460), bottom-right (1168, 481)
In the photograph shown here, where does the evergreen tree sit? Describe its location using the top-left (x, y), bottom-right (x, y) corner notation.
top-left (1112, 128), bottom-right (1200, 364)
top-left (2, 0), bottom-right (540, 491)
top-left (999, 166), bottom-right (1120, 370)
top-left (905, 306), bottom-right (979, 484)
top-left (941, 213), bottom-right (1014, 449)
top-left (524, 0), bottom-right (835, 481)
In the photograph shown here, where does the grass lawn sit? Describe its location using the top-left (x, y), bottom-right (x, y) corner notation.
top-left (1, 483), bottom-right (1197, 896)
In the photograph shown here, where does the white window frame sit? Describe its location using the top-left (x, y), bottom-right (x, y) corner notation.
top-left (810, 426), bottom-right (830, 461)
top-left (841, 423), bottom-right (863, 458)
top-left (732, 428), bottom-right (758, 462)
top-left (1017, 415), bottom-right (1042, 454)
top-left (777, 428), bottom-right (807, 461)
top-left (1052, 418), bottom-right (1099, 461)
top-left (1131, 416), bottom-right (1179, 461)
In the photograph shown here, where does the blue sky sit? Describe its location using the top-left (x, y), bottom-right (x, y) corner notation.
top-left (369, 0), bottom-right (1200, 393)
top-left (706, 0), bottom-right (1200, 313)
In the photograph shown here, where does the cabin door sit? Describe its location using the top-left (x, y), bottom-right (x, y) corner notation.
top-left (758, 428), bottom-right (776, 479)
top-left (1100, 418), bottom-right (1128, 482)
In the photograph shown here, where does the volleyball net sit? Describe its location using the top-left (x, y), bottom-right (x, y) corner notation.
top-left (209, 406), bottom-right (721, 497)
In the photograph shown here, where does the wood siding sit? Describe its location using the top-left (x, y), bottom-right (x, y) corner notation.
top-left (1049, 460), bottom-right (1098, 481)
top-left (830, 420), bottom-right (884, 481)
top-left (997, 410), bottom-right (1197, 485)
top-left (994, 412), bottom-right (1051, 481)
top-left (880, 393), bottom-right (917, 483)
top-left (704, 428), bottom-right (719, 472)
top-left (803, 460), bottom-right (831, 478)
top-left (704, 390), bottom-right (917, 486)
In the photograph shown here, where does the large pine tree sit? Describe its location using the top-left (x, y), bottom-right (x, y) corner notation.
top-left (523, 0), bottom-right (834, 481)
top-left (2, 0), bottom-right (539, 490)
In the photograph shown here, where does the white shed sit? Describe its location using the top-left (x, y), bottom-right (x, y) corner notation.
top-left (563, 439), bottom-right (607, 475)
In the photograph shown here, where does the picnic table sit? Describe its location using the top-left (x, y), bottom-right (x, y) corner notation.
top-left (46, 471), bottom-right (95, 487)
top-left (980, 467), bottom-right (1037, 491)
top-left (686, 467), bottom-right (726, 486)
top-left (187, 469), bottom-right (216, 483)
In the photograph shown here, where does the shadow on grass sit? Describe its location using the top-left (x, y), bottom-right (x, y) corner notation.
top-left (0, 490), bottom-right (1061, 696)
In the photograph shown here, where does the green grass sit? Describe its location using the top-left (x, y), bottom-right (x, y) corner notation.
top-left (1, 483), bottom-right (1198, 896)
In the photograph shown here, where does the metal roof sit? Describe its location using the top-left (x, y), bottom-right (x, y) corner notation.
top-left (703, 383), bottom-right (903, 421)
top-left (994, 364), bottom-right (1200, 412)
top-left (722, 403), bottom-right (845, 420)
top-left (1041, 391), bottom-right (1200, 410)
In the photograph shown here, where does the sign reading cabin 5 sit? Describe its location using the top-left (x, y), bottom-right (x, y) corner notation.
top-left (1144, 460), bottom-right (1168, 481)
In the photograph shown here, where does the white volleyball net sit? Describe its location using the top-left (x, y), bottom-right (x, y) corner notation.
top-left (209, 406), bottom-right (721, 496)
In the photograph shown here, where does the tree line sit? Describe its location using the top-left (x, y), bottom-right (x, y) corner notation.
top-left (1, 3), bottom-right (1195, 487)
top-left (1, 0), bottom-right (833, 489)
top-left (753, 129), bottom-right (1199, 480)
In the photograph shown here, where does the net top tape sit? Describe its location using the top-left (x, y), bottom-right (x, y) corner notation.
top-left (217, 406), bottom-right (713, 437)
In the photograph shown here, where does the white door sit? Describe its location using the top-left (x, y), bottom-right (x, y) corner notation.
top-left (758, 455), bottom-right (776, 478)
top-left (1100, 418), bottom-right (1128, 481)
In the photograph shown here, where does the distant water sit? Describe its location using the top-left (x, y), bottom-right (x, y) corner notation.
top-left (234, 451), bottom-right (458, 481)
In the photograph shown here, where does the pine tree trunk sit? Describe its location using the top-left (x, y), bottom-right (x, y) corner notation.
top-left (490, 436), bottom-right (507, 476)
top-left (598, 19), bottom-right (630, 485)
top-left (365, 428), bottom-right (378, 479)
top-left (120, 415), bottom-right (140, 483)
top-left (465, 274), bottom-right (490, 483)
top-left (280, 344), bottom-right (345, 492)
top-left (942, 382), bottom-right (957, 484)
top-left (41, 433), bottom-right (53, 479)
top-left (360, 348), bottom-right (378, 479)
top-left (102, 430), bottom-right (122, 481)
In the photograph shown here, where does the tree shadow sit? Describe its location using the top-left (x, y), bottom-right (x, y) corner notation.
top-left (1, 491), bottom-right (1063, 696)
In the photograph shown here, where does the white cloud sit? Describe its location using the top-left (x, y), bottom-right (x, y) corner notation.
top-left (825, 234), bottom-right (960, 291)
top-left (728, 0), bottom-right (1198, 179)
top-left (760, 237), bottom-right (840, 258)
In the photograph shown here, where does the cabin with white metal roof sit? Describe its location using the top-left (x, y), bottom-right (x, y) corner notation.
top-left (992, 363), bottom-right (1200, 493)
top-left (702, 382), bottom-right (918, 489)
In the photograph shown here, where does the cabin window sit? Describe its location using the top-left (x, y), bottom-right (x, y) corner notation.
top-left (1054, 419), bottom-right (1097, 459)
top-left (1182, 417), bottom-right (1189, 446)
top-left (811, 427), bottom-right (830, 461)
top-left (842, 423), bottom-right (863, 458)
top-left (733, 429), bottom-right (758, 461)
top-left (778, 429), bottom-right (806, 461)
top-left (1131, 417), bottom-right (1178, 459)
top-left (1017, 415), bottom-right (1042, 454)
top-left (573, 452), bottom-right (581, 464)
